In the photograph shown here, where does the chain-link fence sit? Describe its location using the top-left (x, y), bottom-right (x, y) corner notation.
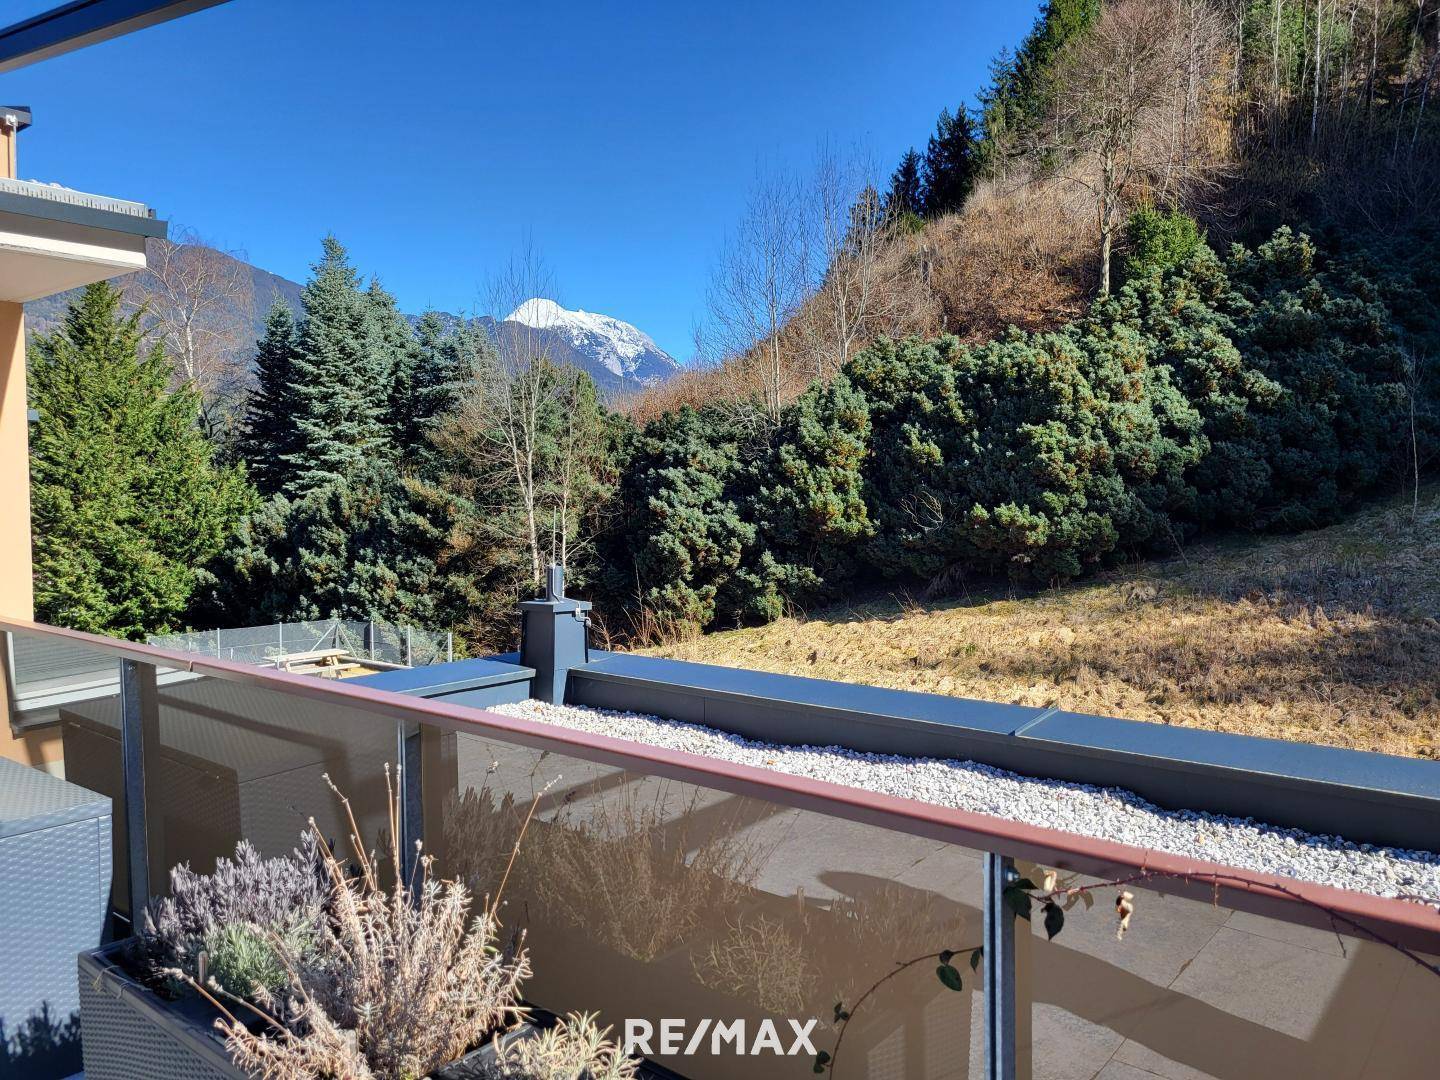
top-left (148, 620), bottom-right (452, 668)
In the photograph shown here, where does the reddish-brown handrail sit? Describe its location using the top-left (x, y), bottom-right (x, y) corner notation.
top-left (5, 614), bottom-right (1438, 953)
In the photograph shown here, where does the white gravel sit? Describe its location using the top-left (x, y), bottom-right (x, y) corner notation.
top-left (494, 699), bottom-right (1440, 907)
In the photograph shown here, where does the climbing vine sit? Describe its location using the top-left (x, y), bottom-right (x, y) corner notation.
top-left (816, 863), bottom-right (1440, 1076)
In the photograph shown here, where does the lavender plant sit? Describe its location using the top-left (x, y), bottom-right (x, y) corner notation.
top-left (141, 835), bottom-right (326, 999)
top-left (487, 1012), bottom-right (638, 1079)
top-left (198, 769), bottom-right (637, 1080)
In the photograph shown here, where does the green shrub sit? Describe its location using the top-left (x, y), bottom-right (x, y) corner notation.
top-left (204, 922), bottom-right (309, 1001)
top-left (601, 405), bottom-right (763, 634)
top-left (603, 224), bottom-right (1426, 626)
top-left (1122, 206), bottom-right (1204, 282)
top-left (754, 373), bottom-right (874, 602)
top-left (850, 331), bottom-right (1147, 584)
top-left (141, 838), bottom-right (325, 1001)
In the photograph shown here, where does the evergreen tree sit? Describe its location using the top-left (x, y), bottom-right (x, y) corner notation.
top-left (600, 405), bottom-right (761, 634)
top-left (283, 237), bottom-right (393, 496)
top-left (367, 279), bottom-right (421, 452)
top-left (849, 332), bottom-right (1150, 584)
top-left (978, 0), bottom-right (1101, 170)
top-left (392, 310), bottom-right (467, 472)
top-left (235, 300), bottom-right (301, 497)
top-left (884, 149), bottom-right (924, 218)
top-left (29, 282), bottom-right (254, 638)
top-left (920, 106), bottom-right (980, 216)
top-left (202, 460), bottom-right (450, 627)
top-left (754, 373), bottom-right (874, 603)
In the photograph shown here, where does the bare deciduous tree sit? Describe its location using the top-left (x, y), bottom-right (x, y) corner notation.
top-left (807, 143), bottom-right (900, 379)
top-left (123, 226), bottom-right (255, 436)
top-left (705, 168), bottom-right (813, 425)
top-left (1040, 0), bottom-right (1224, 293)
top-left (437, 243), bottom-right (610, 593)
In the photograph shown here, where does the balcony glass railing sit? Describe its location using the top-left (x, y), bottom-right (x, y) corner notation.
top-left (3, 618), bottom-right (1438, 1079)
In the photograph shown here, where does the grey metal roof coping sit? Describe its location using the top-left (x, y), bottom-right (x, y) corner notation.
top-left (564, 651), bottom-right (1440, 851)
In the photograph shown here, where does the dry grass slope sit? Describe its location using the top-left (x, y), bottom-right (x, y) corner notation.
top-left (642, 490), bottom-right (1440, 759)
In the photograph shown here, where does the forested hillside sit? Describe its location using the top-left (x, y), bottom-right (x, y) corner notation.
top-left (603, 0), bottom-right (1439, 641)
top-left (28, 0), bottom-right (1439, 665)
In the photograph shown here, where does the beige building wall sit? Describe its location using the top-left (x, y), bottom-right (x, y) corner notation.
top-left (0, 112), bottom-right (63, 771)
top-left (0, 299), bottom-right (61, 770)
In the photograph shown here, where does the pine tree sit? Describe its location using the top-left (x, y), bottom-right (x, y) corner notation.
top-left (28, 282), bottom-right (254, 638)
top-left (884, 148), bottom-right (924, 218)
top-left (920, 106), bottom-right (980, 216)
top-left (283, 236), bottom-right (393, 496)
top-left (235, 300), bottom-right (301, 497)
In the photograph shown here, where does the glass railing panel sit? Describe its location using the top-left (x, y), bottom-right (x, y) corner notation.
top-left (5, 629), bottom-right (129, 919)
top-left (143, 670), bottom-right (398, 894)
top-left (1023, 866), bottom-right (1440, 1079)
top-left (425, 724), bottom-right (986, 1078)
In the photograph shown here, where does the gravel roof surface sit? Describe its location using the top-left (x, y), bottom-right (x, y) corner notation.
top-left (494, 699), bottom-right (1440, 907)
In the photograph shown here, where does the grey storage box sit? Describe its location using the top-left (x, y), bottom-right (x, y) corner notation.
top-left (0, 756), bottom-right (111, 1078)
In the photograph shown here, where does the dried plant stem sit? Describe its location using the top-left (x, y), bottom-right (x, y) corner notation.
top-left (488, 776), bottom-right (558, 922)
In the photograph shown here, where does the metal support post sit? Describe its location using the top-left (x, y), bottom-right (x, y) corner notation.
top-left (119, 658), bottom-right (157, 922)
top-left (984, 852), bottom-right (1018, 1080)
top-left (397, 719), bottom-right (423, 896)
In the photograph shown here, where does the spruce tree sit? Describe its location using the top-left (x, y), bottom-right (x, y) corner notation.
top-left (29, 282), bottom-right (254, 638)
top-left (283, 236), bottom-right (392, 496)
top-left (367, 278), bottom-right (419, 450)
top-left (920, 106), bottom-right (980, 216)
top-left (884, 149), bottom-right (924, 218)
top-left (235, 300), bottom-right (301, 497)
top-left (391, 310), bottom-right (466, 469)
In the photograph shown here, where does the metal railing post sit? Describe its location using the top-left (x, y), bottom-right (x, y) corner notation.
top-left (397, 719), bottom-right (422, 898)
top-left (119, 658), bottom-right (157, 922)
top-left (445, 631), bottom-right (453, 663)
top-left (984, 852), bottom-right (1018, 1080)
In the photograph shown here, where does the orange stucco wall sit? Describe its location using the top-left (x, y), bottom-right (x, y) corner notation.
top-left (0, 299), bottom-right (61, 771)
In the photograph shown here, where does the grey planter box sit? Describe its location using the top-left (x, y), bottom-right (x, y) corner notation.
top-left (78, 940), bottom-right (537, 1080)
top-left (0, 757), bottom-right (110, 1079)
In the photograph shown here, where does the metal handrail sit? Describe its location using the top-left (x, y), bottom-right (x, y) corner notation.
top-left (4, 613), bottom-right (1438, 951)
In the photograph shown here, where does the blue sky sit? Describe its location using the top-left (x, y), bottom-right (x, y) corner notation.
top-left (7, 0), bottom-right (1038, 360)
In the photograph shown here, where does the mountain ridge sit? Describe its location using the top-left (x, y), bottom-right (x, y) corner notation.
top-left (25, 247), bottom-right (678, 396)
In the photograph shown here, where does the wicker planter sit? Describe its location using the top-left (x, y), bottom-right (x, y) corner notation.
top-left (77, 940), bottom-right (533, 1080)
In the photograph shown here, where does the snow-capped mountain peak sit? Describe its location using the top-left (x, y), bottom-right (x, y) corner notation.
top-left (503, 297), bottom-right (677, 383)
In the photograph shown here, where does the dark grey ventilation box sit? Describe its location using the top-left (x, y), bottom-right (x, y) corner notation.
top-left (0, 756), bottom-right (111, 1078)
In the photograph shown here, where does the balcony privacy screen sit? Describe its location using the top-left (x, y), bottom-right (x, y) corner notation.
top-left (431, 728), bottom-right (987, 1077)
top-left (6, 624), bottom-right (1440, 1079)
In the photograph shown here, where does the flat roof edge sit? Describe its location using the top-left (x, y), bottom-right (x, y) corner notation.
top-left (0, 188), bottom-right (165, 238)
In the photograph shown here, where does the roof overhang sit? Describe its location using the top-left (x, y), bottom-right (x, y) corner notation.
top-left (0, 0), bottom-right (232, 73)
top-left (0, 181), bottom-right (164, 302)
